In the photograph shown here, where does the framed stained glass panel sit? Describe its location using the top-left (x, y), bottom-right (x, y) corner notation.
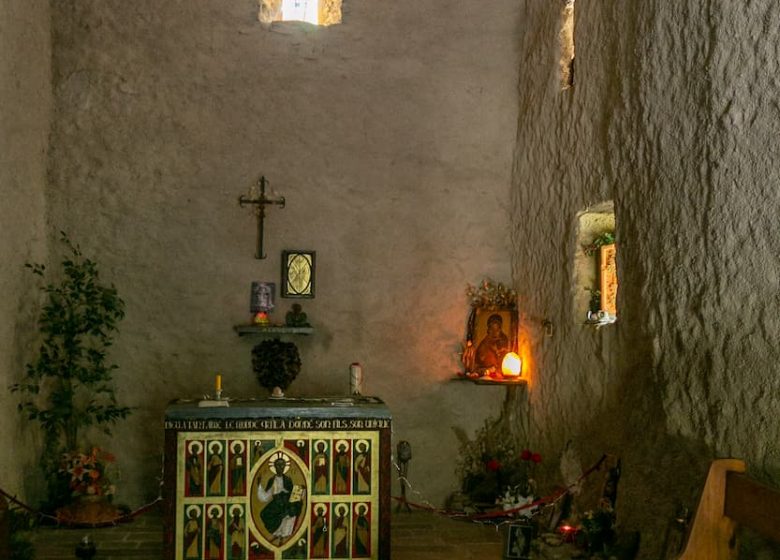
top-left (282, 251), bottom-right (316, 299)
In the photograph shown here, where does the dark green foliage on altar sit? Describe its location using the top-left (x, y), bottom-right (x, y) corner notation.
top-left (252, 338), bottom-right (302, 392)
top-left (10, 233), bottom-right (131, 509)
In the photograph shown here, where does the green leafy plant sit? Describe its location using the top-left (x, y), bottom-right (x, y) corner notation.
top-left (9, 505), bottom-right (36, 560)
top-left (582, 232), bottom-right (615, 256)
top-left (11, 233), bottom-right (131, 508)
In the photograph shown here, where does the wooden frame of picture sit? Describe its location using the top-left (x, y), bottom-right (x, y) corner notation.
top-left (463, 306), bottom-right (518, 376)
top-left (504, 523), bottom-right (533, 559)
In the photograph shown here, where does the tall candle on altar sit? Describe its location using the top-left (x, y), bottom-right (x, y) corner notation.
top-left (215, 373), bottom-right (222, 393)
top-left (350, 363), bottom-right (363, 395)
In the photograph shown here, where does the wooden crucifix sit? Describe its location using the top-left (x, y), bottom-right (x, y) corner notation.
top-left (238, 176), bottom-right (286, 259)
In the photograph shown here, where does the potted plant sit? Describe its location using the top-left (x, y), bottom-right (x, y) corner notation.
top-left (11, 233), bottom-right (131, 512)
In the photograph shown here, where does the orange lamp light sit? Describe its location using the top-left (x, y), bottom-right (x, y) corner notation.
top-left (501, 352), bottom-right (522, 378)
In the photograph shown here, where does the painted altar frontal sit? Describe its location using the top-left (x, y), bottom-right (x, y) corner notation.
top-left (164, 398), bottom-right (391, 560)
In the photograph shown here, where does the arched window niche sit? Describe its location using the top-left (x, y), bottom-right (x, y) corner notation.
top-left (258, 0), bottom-right (343, 26)
top-left (574, 201), bottom-right (617, 327)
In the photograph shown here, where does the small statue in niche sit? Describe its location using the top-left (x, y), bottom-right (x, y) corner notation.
top-left (285, 304), bottom-right (310, 328)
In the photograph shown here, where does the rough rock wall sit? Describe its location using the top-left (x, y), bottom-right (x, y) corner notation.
top-left (0, 0), bottom-right (50, 498)
top-left (46, 1), bottom-right (521, 505)
top-left (511, 1), bottom-right (780, 557)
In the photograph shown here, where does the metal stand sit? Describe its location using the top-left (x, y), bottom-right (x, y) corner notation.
top-left (395, 441), bottom-right (412, 513)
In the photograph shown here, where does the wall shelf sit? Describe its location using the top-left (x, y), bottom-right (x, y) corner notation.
top-left (234, 325), bottom-right (314, 336)
top-left (450, 375), bottom-right (527, 386)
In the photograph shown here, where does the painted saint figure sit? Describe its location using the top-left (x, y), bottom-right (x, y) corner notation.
top-left (353, 504), bottom-right (370, 557)
top-left (228, 506), bottom-right (246, 560)
top-left (353, 440), bottom-right (371, 494)
top-left (333, 440), bottom-right (350, 494)
top-left (187, 441), bottom-right (204, 497)
top-left (257, 456), bottom-right (304, 545)
top-left (475, 313), bottom-right (510, 371)
top-left (310, 504), bottom-right (329, 558)
top-left (230, 441), bottom-right (246, 496)
top-left (312, 441), bottom-right (329, 494)
top-left (331, 504), bottom-right (349, 558)
top-left (208, 441), bottom-right (225, 495)
top-left (206, 505), bottom-right (225, 560)
top-left (184, 506), bottom-right (202, 559)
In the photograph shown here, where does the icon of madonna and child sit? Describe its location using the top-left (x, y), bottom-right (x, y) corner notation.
top-left (251, 451), bottom-right (308, 549)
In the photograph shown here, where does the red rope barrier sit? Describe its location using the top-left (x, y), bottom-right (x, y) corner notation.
top-left (392, 453), bottom-right (608, 522)
top-left (0, 486), bottom-right (162, 528)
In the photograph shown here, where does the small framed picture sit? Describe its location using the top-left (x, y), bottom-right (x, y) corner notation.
top-left (505, 523), bottom-right (533, 559)
top-left (463, 307), bottom-right (518, 375)
top-left (281, 250), bottom-right (316, 299)
top-left (250, 282), bottom-right (275, 313)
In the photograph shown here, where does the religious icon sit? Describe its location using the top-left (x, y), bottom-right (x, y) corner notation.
top-left (228, 505), bottom-right (246, 560)
top-left (281, 251), bottom-right (315, 299)
top-left (207, 441), bottom-right (225, 496)
top-left (186, 441), bottom-right (205, 497)
top-left (205, 505), bottom-right (225, 560)
top-left (309, 503), bottom-right (329, 558)
top-left (250, 282), bottom-right (276, 313)
top-left (353, 440), bottom-right (371, 495)
top-left (183, 505), bottom-right (203, 560)
top-left (285, 439), bottom-right (309, 467)
top-left (505, 523), bottom-right (533, 559)
top-left (332, 439), bottom-right (351, 495)
top-left (252, 440), bottom-right (275, 467)
top-left (464, 307), bottom-right (518, 376)
top-left (331, 503), bottom-right (350, 558)
top-left (229, 441), bottom-right (247, 497)
top-left (311, 440), bottom-right (330, 495)
top-left (251, 450), bottom-right (308, 549)
top-left (352, 503), bottom-right (371, 558)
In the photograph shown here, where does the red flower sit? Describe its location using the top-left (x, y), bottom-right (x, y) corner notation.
top-left (520, 449), bottom-right (532, 461)
top-left (531, 453), bottom-right (542, 464)
top-left (485, 459), bottom-right (502, 472)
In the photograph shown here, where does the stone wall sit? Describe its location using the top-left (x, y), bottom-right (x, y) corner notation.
top-left (0, 0), bottom-right (50, 498)
top-left (511, 1), bottom-right (780, 557)
top-left (45, 1), bottom-right (522, 506)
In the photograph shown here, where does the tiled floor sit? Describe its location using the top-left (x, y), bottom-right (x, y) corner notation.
top-left (23, 505), bottom-right (505, 560)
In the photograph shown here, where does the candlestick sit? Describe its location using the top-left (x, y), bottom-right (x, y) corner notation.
top-left (350, 363), bottom-right (363, 396)
top-left (215, 373), bottom-right (222, 399)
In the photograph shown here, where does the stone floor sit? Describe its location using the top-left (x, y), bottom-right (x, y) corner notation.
top-left (24, 505), bottom-right (506, 559)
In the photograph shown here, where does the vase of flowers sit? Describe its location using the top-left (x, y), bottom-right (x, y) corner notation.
top-left (55, 447), bottom-right (121, 524)
top-left (456, 419), bottom-right (542, 510)
top-left (60, 448), bottom-right (116, 501)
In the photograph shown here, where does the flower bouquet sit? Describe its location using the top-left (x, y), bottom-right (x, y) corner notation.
top-left (55, 448), bottom-right (121, 524)
top-left (456, 421), bottom-right (542, 511)
top-left (60, 447), bottom-right (117, 500)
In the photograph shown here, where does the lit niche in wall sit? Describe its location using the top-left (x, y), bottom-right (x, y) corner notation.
top-left (258, 0), bottom-right (343, 26)
top-left (574, 202), bottom-right (618, 327)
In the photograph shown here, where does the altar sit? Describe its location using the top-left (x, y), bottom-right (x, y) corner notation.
top-left (163, 397), bottom-right (392, 560)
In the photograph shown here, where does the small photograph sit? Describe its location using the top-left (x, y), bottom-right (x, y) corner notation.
top-left (250, 281), bottom-right (276, 313)
top-left (505, 523), bottom-right (533, 559)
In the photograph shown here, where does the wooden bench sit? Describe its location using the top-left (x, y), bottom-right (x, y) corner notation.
top-left (678, 459), bottom-right (780, 559)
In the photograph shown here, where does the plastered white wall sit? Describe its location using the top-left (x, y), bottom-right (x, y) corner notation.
top-left (0, 0), bottom-right (50, 499)
top-left (43, 0), bottom-right (522, 506)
